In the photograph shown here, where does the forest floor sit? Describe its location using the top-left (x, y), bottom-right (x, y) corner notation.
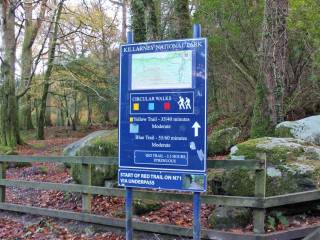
top-left (1, 126), bottom-right (213, 240)
top-left (1, 126), bottom-right (320, 239)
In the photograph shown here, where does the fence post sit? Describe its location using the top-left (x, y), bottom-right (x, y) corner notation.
top-left (253, 153), bottom-right (267, 233)
top-left (81, 163), bottom-right (92, 212)
top-left (0, 162), bottom-right (6, 202)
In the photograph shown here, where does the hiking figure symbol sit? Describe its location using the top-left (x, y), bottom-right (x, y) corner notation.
top-left (178, 96), bottom-right (191, 110)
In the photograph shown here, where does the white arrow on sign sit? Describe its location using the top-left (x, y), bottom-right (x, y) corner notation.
top-left (192, 121), bottom-right (201, 137)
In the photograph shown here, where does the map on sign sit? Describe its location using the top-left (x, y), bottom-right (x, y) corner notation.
top-left (131, 50), bottom-right (193, 90)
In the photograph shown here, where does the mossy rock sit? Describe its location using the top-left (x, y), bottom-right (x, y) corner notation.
top-left (206, 168), bottom-right (225, 194)
top-left (133, 199), bottom-right (162, 216)
top-left (274, 126), bottom-right (294, 138)
top-left (275, 115), bottom-right (320, 145)
top-left (208, 127), bottom-right (241, 155)
top-left (207, 162), bottom-right (320, 197)
top-left (230, 137), bottom-right (320, 164)
top-left (209, 206), bottom-right (252, 230)
top-left (63, 130), bottom-right (118, 186)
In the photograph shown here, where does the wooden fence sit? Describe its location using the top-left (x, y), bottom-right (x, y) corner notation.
top-left (0, 155), bottom-right (319, 239)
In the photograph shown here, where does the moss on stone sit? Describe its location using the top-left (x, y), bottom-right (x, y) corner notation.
top-left (275, 126), bottom-right (294, 138)
top-left (222, 169), bottom-right (255, 196)
top-left (70, 129), bottom-right (118, 186)
top-left (266, 174), bottom-right (300, 196)
top-left (209, 206), bottom-right (252, 230)
top-left (208, 127), bottom-right (240, 155)
top-left (133, 199), bottom-right (162, 215)
top-left (212, 163), bottom-right (317, 197)
top-left (231, 138), bottom-right (263, 160)
top-left (206, 168), bottom-right (225, 194)
top-left (231, 137), bottom-right (308, 164)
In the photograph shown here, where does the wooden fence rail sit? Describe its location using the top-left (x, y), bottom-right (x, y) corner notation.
top-left (0, 155), bottom-right (319, 239)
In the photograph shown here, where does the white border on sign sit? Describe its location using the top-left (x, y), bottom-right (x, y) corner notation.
top-left (119, 38), bottom-right (207, 173)
top-left (134, 150), bottom-right (189, 166)
top-left (129, 91), bottom-right (194, 115)
top-left (118, 169), bottom-right (207, 192)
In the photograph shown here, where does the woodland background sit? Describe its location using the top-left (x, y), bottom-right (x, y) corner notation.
top-left (0, 0), bottom-right (319, 147)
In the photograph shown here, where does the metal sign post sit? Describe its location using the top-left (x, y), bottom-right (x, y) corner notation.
top-left (119, 25), bottom-right (207, 240)
top-left (125, 31), bottom-right (134, 240)
top-left (193, 23), bottom-right (202, 240)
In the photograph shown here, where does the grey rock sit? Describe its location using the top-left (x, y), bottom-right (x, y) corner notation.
top-left (275, 115), bottom-right (320, 145)
top-left (63, 130), bottom-right (113, 156)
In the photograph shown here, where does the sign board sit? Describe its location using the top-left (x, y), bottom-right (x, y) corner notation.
top-left (118, 38), bottom-right (207, 192)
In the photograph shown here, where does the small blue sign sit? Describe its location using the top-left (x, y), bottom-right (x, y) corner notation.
top-left (119, 38), bottom-right (207, 192)
top-left (119, 169), bottom-right (206, 192)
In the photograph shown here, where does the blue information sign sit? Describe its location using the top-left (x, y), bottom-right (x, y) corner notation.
top-left (119, 38), bottom-right (207, 192)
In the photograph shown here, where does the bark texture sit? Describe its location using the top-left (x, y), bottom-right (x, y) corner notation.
top-left (130, 0), bottom-right (146, 42)
top-left (37, 0), bottom-right (64, 139)
top-left (173, 0), bottom-right (191, 39)
top-left (20, 0), bottom-right (48, 130)
top-left (251, 0), bottom-right (288, 137)
top-left (0, 0), bottom-right (20, 146)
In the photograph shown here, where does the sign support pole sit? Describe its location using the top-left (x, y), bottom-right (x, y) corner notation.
top-left (125, 187), bottom-right (133, 240)
top-left (193, 24), bottom-right (202, 240)
top-left (125, 31), bottom-right (134, 240)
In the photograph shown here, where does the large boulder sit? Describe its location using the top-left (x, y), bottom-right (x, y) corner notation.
top-left (230, 137), bottom-right (320, 164)
top-left (208, 136), bottom-right (320, 229)
top-left (63, 129), bottom-right (118, 186)
top-left (208, 127), bottom-right (241, 155)
top-left (206, 137), bottom-right (320, 197)
top-left (275, 115), bottom-right (320, 145)
top-left (208, 163), bottom-right (318, 197)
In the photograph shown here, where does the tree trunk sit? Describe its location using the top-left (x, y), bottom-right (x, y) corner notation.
top-left (37, 0), bottom-right (64, 140)
top-left (130, 0), bottom-right (146, 42)
top-left (64, 95), bottom-right (70, 127)
top-left (121, 0), bottom-right (127, 42)
top-left (103, 111), bottom-right (110, 127)
top-left (146, 0), bottom-right (159, 40)
top-left (34, 99), bottom-right (39, 127)
top-left (58, 99), bottom-right (64, 126)
top-left (251, 0), bottom-right (288, 137)
top-left (87, 95), bottom-right (93, 127)
top-left (173, 0), bottom-right (191, 39)
top-left (71, 92), bottom-right (78, 131)
top-left (20, 0), bottom-right (47, 130)
top-left (45, 94), bottom-right (53, 127)
top-left (20, 1), bottom-right (33, 130)
top-left (0, 0), bottom-right (21, 146)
